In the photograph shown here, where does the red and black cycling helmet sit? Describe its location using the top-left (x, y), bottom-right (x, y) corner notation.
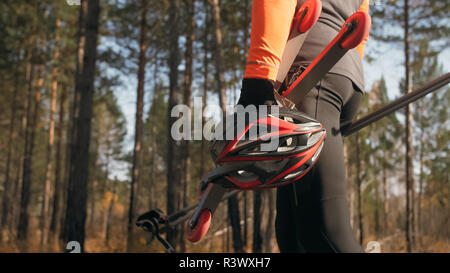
top-left (203, 107), bottom-right (326, 190)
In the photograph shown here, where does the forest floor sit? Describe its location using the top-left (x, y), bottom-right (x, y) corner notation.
top-left (0, 217), bottom-right (448, 253)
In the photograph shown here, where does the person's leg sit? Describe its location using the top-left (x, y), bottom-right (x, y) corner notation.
top-left (276, 73), bottom-right (363, 253)
top-left (275, 185), bottom-right (302, 252)
top-left (316, 78), bottom-right (363, 252)
top-left (275, 84), bottom-right (328, 253)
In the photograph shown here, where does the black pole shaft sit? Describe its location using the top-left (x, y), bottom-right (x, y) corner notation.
top-left (344, 73), bottom-right (450, 136)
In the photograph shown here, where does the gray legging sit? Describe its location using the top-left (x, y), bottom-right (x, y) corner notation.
top-left (275, 73), bottom-right (364, 253)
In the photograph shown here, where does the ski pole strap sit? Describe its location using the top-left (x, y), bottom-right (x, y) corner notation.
top-left (343, 73), bottom-right (450, 136)
top-left (153, 221), bottom-right (175, 253)
top-left (135, 209), bottom-right (175, 252)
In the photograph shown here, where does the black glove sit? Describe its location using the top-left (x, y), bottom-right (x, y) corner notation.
top-left (237, 78), bottom-right (277, 107)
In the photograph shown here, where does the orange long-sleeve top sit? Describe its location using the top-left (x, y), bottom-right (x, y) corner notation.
top-left (244, 0), bottom-right (370, 82)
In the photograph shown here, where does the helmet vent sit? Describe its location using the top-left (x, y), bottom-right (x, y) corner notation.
top-left (312, 141), bottom-right (324, 162)
top-left (277, 136), bottom-right (296, 152)
top-left (282, 164), bottom-right (308, 181)
top-left (231, 170), bottom-right (258, 182)
top-left (307, 131), bottom-right (324, 146)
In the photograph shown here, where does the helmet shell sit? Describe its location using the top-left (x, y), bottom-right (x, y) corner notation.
top-left (206, 108), bottom-right (326, 190)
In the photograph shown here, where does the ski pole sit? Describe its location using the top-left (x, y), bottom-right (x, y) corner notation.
top-left (137, 190), bottom-right (239, 236)
top-left (167, 190), bottom-right (238, 230)
top-left (343, 72), bottom-right (450, 136)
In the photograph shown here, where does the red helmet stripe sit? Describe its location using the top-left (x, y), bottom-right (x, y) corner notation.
top-left (267, 133), bottom-right (325, 184)
top-left (223, 132), bottom-right (325, 190)
top-left (218, 127), bottom-right (324, 163)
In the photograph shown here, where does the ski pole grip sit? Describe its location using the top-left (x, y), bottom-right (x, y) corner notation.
top-left (297, 0), bottom-right (322, 33)
top-left (340, 11), bottom-right (371, 50)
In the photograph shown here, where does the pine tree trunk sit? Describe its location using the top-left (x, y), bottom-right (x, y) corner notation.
top-left (264, 189), bottom-right (276, 253)
top-left (63, 0), bottom-right (100, 252)
top-left (148, 56), bottom-right (159, 210)
top-left (101, 137), bottom-right (112, 241)
top-left (10, 96), bottom-right (28, 238)
top-left (105, 178), bottom-right (117, 246)
top-left (242, 192), bottom-right (248, 248)
top-left (1, 60), bottom-right (20, 240)
top-left (149, 124), bottom-right (157, 209)
top-left (382, 162), bottom-right (388, 235)
top-left (253, 191), bottom-right (262, 253)
top-left (49, 84), bottom-right (67, 246)
top-left (88, 136), bottom-right (100, 230)
top-left (166, 0), bottom-right (182, 248)
top-left (88, 177), bottom-right (96, 229)
top-left (222, 204), bottom-right (227, 252)
top-left (375, 181), bottom-right (380, 236)
top-left (349, 180), bottom-right (355, 230)
top-left (355, 133), bottom-right (363, 245)
top-left (127, 0), bottom-right (146, 246)
top-left (344, 143), bottom-right (355, 229)
top-left (127, 0), bottom-right (148, 252)
top-left (61, 0), bottom-right (87, 241)
top-left (18, 55), bottom-right (44, 241)
top-left (228, 194), bottom-right (244, 253)
top-left (210, 0), bottom-right (246, 253)
top-left (417, 102), bottom-right (424, 244)
top-left (200, 0), bottom-right (209, 178)
top-left (226, 218), bottom-right (230, 252)
top-left (11, 153), bottom-right (24, 238)
top-left (210, 0), bottom-right (227, 111)
top-left (179, 0), bottom-right (195, 253)
top-left (41, 18), bottom-right (61, 246)
top-left (404, 0), bottom-right (414, 253)
top-left (182, 0), bottom-right (194, 190)
top-left (16, 56), bottom-right (33, 242)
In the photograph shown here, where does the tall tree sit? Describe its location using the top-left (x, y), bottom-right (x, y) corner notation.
top-left (49, 84), bottom-right (67, 245)
top-left (144, 55), bottom-right (166, 211)
top-left (228, 193), bottom-right (244, 253)
top-left (263, 190), bottom-right (275, 253)
top-left (61, 0), bottom-right (87, 241)
top-left (179, 0), bottom-right (195, 252)
top-left (355, 132), bottom-right (364, 244)
top-left (210, 0), bottom-right (227, 111)
top-left (18, 45), bottom-right (45, 242)
top-left (200, 0), bottom-right (210, 180)
top-left (411, 41), bottom-right (442, 246)
top-left (10, 119), bottom-right (25, 238)
top-left (127, 0), bottom-right (148, 251)
top-left (63, 0), bottom-right (100, 251)
top-left (209, 0), bottom-right (244, 252)
top-left (403, 0), bottom-right (415, 252)
top-left (1, 55), bottom-right (20, 240)
top-left (253, 191), bottom-right (262, 253)
top-left (166, 0), bottom-right (182, 248)
top-left (40, 17), bottom-right (61, 246)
